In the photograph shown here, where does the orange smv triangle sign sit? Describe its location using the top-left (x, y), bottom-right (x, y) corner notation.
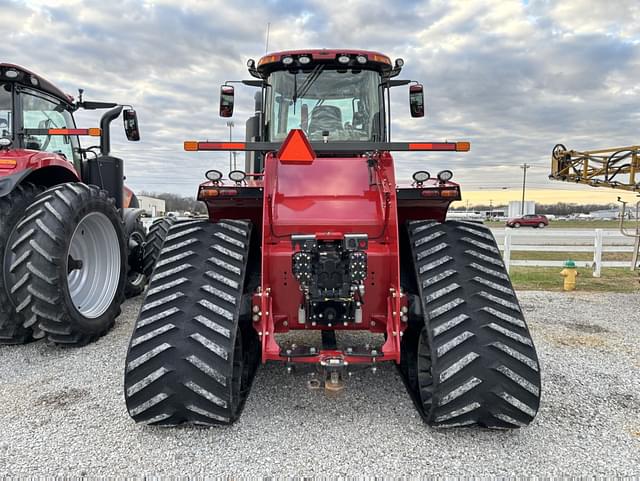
top-left (277, 129), bottom-right (315, 163)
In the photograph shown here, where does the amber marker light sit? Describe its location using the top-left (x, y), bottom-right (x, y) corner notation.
top-left (456, 142), bottom-right (471, 152)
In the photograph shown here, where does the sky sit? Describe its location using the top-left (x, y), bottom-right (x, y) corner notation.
top-left (2, 0), bottom-right (640, 206)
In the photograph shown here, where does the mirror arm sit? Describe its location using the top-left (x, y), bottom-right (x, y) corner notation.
top-left (388, 79), bottom-right (411, 87)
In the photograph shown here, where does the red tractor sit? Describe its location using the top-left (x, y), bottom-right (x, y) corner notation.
top-left (124, 50), bottom-right (541, 428)
top-left (0, 64), bottom-right (152, 345)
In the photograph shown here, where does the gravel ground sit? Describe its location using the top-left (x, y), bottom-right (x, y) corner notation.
top-left (0, 291), bottom-right (639, 476)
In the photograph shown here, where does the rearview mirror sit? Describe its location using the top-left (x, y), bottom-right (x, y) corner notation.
top-left (123, 109), bottom-right (140, 141)
top-left (409, 84), bottom-right (425, 118)
top-left (220, 85), bottom-right (235, 118)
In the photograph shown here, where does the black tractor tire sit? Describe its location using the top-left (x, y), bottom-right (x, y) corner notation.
top-left (7, 183), bottom-right (126, 346)
top-left (142, 217), bottom-right (175, 278)
top-left (124, 219), bottom-right (260, 426)
top-left (400, 220), bottom-right (541, 428)
top-left (0, 182), bottom-right (45, 344)
top-left (124, 211), bottom-right (147, 298)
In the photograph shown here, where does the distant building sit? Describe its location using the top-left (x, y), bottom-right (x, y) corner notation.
top-left (508, 201), bottom-right (535, 218)
top-left (589, 208), bottom-right (633, 219)
top-left (138, 196), bottom-right (166, 217)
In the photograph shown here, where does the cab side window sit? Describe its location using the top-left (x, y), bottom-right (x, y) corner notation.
top-left (20, 89), bottom-right (79, 163)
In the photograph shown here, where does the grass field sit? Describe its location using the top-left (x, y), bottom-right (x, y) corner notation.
top-left (510, 267), bottom-right (640, 292)
top-left (485, 220), bottom-right (639, 229)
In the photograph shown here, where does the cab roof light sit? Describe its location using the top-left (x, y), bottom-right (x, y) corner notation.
top-left (282, 56), bottom-right (294, 65)
top-left (337, 55), bottom-right (351, 64)
top-left (298, 55), bottom-right (311, 65)
top-left (258, 55), bottom-right (278, 66)
top-left (371, 54), bottom-right (391, 65)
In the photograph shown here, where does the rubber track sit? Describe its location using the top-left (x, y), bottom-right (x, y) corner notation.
top-left (8, 183), bottom-right (125, 346)
top-left (124, 219), bottom-right (257, 426)
top-left (142, 217), bottom-right (175, 278)
top-left (0, 183), bottom-right (44, 343)
top-left (402, 220), bottom-right (541, 428)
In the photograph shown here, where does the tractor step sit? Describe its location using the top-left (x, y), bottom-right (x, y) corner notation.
top-left (399, 220), bottom-right (541, 428)
top-left (124, 219), bottom-right (260, 426)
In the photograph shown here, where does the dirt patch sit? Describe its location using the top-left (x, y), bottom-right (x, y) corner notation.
top-left (547, 332), bottom-right (608, 349)
top-left (564, 322), bottom-right (609, 334)
top-left (34, 387), bottom-right (89, 408)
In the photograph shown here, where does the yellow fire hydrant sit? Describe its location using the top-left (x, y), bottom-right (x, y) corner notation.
top-left (560, 259), bottom-right (578, 291)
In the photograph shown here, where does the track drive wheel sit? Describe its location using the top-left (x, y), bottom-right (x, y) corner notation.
top-left (0, 182), bottom-right (44, 344)
top-left (8, 183), bottom-right (126, 346)
top-left (142, 217), bottom-right (175, 278)
top-left (400, 220), bottom-right (541, 428)
top-left (123, 211), bottom-right (147, 298)
top-left (124, 219), bottom-right (260, 426)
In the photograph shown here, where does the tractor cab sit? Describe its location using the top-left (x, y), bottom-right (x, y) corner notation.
top-left (219, 50), bottom-right (424, 170)
top-left (0, 63), bottom-right (140, 208)
top-left (0, 64), bottom-right (82, 169)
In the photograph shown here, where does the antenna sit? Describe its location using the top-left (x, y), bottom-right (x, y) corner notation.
top-left (265, 22), bottom-right (271, 53)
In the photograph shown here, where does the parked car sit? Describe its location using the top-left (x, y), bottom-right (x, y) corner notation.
top-left (506, 214), bottom-right (549, 228)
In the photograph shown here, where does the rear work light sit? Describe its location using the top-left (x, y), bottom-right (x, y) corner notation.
top-left (412, 171), bottom-right (430, 184)
top-left (437, 170), bottom-right (454, 182)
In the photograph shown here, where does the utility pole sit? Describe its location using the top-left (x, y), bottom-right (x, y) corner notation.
top-left (226, 121), bottom-right (235, 171)
top-left (489, 199), bottom-right (493, 219)
top-left (521, 163), bottom-right (531, 215)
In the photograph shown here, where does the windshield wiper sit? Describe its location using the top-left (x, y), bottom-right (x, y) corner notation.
top-left (292, 65), bottom-right (324, 110)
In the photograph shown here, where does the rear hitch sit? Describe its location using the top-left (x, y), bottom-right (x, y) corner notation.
top-left (320, 356), bottom-right (347, 394)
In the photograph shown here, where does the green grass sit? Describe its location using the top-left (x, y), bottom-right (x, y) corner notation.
top-left (510, 267), bottom-right (640, 292)
top-left (485, 220), bottom-right (639, 229)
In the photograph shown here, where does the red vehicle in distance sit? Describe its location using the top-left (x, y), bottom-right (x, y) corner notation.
top-left (506, 214), bottom-right (549, 228)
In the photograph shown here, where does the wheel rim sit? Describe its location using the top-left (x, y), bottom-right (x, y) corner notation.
top-left (67, 212), bottom-right (120, 318)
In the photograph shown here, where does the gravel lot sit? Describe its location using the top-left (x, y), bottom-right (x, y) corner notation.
top-left (0, 291), bottom-right (639, 476)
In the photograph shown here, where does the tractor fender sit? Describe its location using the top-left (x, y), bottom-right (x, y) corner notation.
top-left (0, 168), bottom-right (33, 198)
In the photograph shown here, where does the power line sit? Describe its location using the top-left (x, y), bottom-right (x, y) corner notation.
top-left (521, 163), bottom-right (531, 215)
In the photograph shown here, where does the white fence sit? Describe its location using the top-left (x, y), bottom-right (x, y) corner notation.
top-left (498, 229), bottom-right (638, 277)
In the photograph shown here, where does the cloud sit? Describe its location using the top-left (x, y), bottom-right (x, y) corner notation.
top-left (1, 0), bottom-right (639, 203)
